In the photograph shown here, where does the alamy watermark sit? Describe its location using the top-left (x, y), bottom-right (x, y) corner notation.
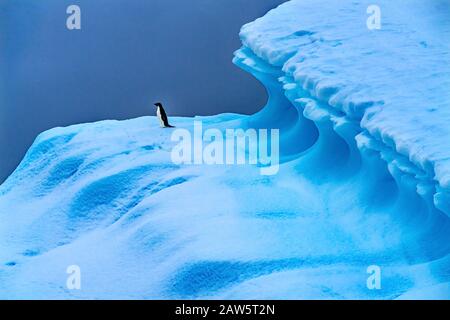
top-left (366, 5), bottom-right (381, 30)
top-left (66, 264), bottom-right (81, 290)
top-left (66, 5), bottom-right (81, 30)
top-left (366, 265), bottom-right (381, 290)
top-left (170, 121), bottom-right (280, 175)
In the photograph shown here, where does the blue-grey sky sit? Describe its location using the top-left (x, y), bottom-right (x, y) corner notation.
top-left (0, 0), bottom-right (286, 184)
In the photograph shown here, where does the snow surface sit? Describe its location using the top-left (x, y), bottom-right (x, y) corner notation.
top-left (1, 0), bottom-right (450, 299)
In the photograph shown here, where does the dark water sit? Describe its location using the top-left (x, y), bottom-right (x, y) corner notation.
top-left (0, 0), bottom-right (286, 184)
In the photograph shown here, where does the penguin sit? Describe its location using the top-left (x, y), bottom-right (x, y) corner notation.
top-left (154, 102), bottom-right (174, 128)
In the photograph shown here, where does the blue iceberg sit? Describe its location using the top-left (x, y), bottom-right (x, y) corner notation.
top-left (1, 0), bottom-right (450, 299)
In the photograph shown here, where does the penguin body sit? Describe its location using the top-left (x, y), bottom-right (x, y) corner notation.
top-left (154, 102), bottom-right (174, 128)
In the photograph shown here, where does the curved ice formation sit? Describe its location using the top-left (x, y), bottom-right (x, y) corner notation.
top-left (237, 0), bottom-right (450, 214)
top-left (1, 0), bottom-right (450, 299)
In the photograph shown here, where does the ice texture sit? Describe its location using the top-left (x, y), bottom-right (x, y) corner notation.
top-left (1, 0), bottom-right (450, 299)
top-left (237, 0), bottom-right (450, 214)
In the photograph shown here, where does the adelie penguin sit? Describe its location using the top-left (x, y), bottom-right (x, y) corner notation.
top-left (154, 102), bottom-right (174, 128)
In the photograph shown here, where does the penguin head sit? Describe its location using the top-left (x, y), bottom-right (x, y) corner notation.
top-left (154, 102), bottom-right (162, 108)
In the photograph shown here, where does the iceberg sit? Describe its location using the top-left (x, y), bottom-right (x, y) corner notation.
top-left (1, 0), bottom-right (449, 299)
